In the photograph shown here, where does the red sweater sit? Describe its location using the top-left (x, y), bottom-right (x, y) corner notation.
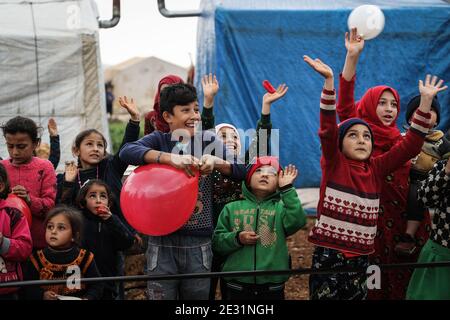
top-left (0, 201), bottom-right (33, 295)
top-left (1, 157), bottom-right (56, 249)
top-left (308, 89), bottom-right (430, 255)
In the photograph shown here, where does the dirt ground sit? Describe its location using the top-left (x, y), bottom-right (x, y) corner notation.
top-left (285, 217), bottom-right (315, 300)
top-left (124, 217), bottom-right (316, 300)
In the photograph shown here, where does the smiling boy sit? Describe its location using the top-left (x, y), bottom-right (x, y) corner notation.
top-left (119, 83), bottom-right (246, 300)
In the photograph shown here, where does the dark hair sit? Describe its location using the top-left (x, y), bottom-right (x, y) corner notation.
top-left (159, 83), bottom-right (197, 116)
top-left (73, 129), bottom-right (108, 166)
top-left (0, 163), bottom-right (10, 199)
top-left (76, 179), bottom-right (113, 209)
top-left (44, 205), bottom-right (83, 246)
top-left (1, 116), bottom-right (41, 143)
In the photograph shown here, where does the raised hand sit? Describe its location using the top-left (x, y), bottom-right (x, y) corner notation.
top-left (201, 73), bottom-right (219, 108)
top-left (118, 96), bottom-right (140, 122)
top-left (64, 160), bottom-right (78, 182)
top-left (345, 27), bottom-right (365, 57)
top-left (262, 83), bottom-right (289, 106)
top-left (419, 75), bottom-right (447, 100)
top-left (278, 164), bottom-right (298, 188)
top-left (303, 55), bottom-right (333, 79)
top-left (48, 118), bottom-right (58, 137)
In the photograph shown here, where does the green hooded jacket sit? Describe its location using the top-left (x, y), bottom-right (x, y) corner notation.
top-left (212, 183), bottom-right (306, 284)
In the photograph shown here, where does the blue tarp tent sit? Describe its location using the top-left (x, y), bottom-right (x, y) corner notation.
top-left (195, 0), bottom-right (450, 188)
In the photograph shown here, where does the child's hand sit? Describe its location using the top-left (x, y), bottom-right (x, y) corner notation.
top-left (96, 205), bottom-right (112, 220)
top-left (11, 185), bottom-right (31, 205)
top-left (303, 55), bottom-right (333, 79)
top-left (43, 290), bottom-right (58, 300)
top-left (345, 27), bottom-right (365, 57)
top-left (419, 75), bottom-right (447, 100)
top-left (262, 83), bottom-right (288, 106)
top-left (199, 154), bottom-right (217, 176)
top-left (238, 231), bottom-right (259, 245)
top-left (169, 154), bottom-right (200, 178)
top-left (278, 165), bottom-right (298, 188)
top-left (48, 118), bottom-right (58, 137)
top-left (201, 73), bottom-right (219, 108)
top-left (119, 96), bottom-right (140, 122)
top-left (64, 161), bottom-right (78, 182)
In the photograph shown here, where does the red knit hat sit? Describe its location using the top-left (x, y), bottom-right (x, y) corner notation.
top-left (246, 156), bottom-right (282, 186)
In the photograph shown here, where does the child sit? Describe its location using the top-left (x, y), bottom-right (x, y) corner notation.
top-left (336, 28), bottom-right (433, 299)
top-left (200, 73), bottom-right (288, 298)
top-left (1, 116), bottom-right (57, 250)
top-left (213, 156), bottom-right (306, 300)
top-left (22, 205), bottom-right (103, 300)
top-left (396, 95), bottom-right (450, 255)
top-left (406, 159), bottom-right (450, 299)
top-left (144, 75), bottom-right (184, 134)
top-left (119, 83), bottom-right (246, 300)
top-left (0, 163), bottom-right (33, 300)
top-left (76, 180), bottom-right (134, 300)
top-left (57, 97), bottom-right (141, 242)
top-left (303, 54), bottom-right (445, 300)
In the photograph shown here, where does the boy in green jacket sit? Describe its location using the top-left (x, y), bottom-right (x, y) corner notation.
top-left (213, 156), bottom-right (306, 300)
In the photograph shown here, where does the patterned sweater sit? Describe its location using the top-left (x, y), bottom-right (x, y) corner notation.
top-left (308, 88), bottom-right (430, 255)
top-left (418, 160), bottom-right (450, 248)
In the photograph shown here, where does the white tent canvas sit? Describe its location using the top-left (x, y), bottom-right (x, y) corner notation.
top-left (0, 0), bottom-right (111, 172)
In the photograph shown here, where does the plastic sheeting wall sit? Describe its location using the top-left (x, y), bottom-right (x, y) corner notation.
top-left (195, 0), bottom-right (450, 188)
top-left (0, 0), bottom-right (110, 172)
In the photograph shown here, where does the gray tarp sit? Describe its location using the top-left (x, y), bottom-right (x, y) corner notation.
top-left (0, 0), bottom-right (110, 171)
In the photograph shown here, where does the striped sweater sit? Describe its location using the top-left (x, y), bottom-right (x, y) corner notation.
top-left (308, 88), bottom-right (431, 255)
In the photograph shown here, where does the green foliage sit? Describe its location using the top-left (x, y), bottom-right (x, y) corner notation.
top-left (108, 120), bottom-right (145, 154)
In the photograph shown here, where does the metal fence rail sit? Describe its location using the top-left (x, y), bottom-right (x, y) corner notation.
top-left (1, 260), bottom-right (449, 288)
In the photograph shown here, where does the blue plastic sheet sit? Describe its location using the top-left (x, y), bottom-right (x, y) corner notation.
top-left (196, 1), bottom-right (450, 187)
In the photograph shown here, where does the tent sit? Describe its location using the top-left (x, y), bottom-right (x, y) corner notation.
top-left (0, 0), bottom-right (110, 171)
top-left (195, 0), bottom-right (450, 188)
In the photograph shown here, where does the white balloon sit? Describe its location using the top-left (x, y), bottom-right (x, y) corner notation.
top-left (347, 5), bottom-right (385, 40)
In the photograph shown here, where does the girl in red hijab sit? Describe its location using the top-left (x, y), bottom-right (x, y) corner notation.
top-left (336, 28), bottom-right (431, 300)
top-left (144, 75), bottom-right (184, 134)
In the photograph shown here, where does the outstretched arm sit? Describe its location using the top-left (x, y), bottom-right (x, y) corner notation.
top-left (246, 83), bottom-right (288, 162)
top-left (201, 73), bottom-right (219, 130)
top-left (303, 55), bottom-right (338, 161)
top-left (342, 28), bottom-right (365, 81)
top-left (338, 28), bottom-right (365, 121)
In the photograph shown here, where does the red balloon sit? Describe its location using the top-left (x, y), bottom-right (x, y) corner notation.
top-left (4, 194), bottom-right (32, 227)
top-left (120, 164), bottom-right (199, 236)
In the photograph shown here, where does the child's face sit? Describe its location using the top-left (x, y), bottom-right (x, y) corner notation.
top-left (163, 101), bottom-right (200, 136)
top-left (249, 165), bottom-right (278, 195)
top-left (84, 184), bottom-right (109, 215)
top-left (342, 124), bottom-right (373, 161)
top-left (5, 132), bottom-right (37, 165)
top-left (376, 90), bottom-right (398, 126)
top-left (73, 133), bottom-right (106, 168)
top-left (218, 127), bottom-right (241, 155)
top-left (46, 214), bottom-right (73, 250)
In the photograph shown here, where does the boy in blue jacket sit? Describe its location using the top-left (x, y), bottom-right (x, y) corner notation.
top-left (119, 83), bottom-right (246, 300)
